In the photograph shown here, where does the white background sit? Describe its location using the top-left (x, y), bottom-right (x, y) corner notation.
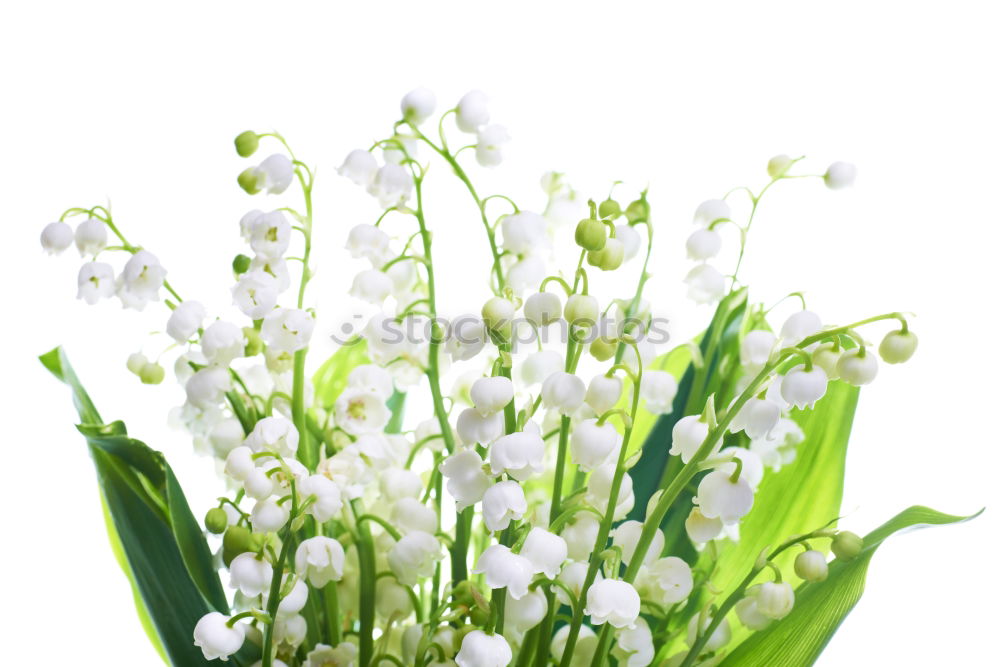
top-left (2, 1), bottom-right (997, 664)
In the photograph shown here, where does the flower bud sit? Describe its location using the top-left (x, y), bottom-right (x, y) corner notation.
top-left (836, 348), bottom-right (878, 386)
top-left (564, 294), bottom-right (599, 326)
top-left (811, 343), bottom-right (841, 380)
top-left (794, 549), bottom-right (829, 582)
top-left (167, 300), bottom-right (206, 343)
top-left (879, 329), bottom-right (918, 364)
top-left (456, 90), bottom-right (490, 133)
top-left (599, 198), bottom-right (621, 219)
top-left (767, 154), bottom-right (793, 179)
top-left (482, 296), bottom-right (515, 337)
top-left (541, 371), bottom-right (586, 415)
top-left (126, 352), bottom-right (148, 375)
top-left (401, 87), bottom-right (436, 124)
top-left (139, 361), bottom-right (165, 385)
top-left (824, 161), bottom-right (857, 189)
top-left (589, 336), bottom-right (617, 361)
top-left (587, 237), bottom-right (624, 271)
top-left (756, 581), bottom-right (795, 620)
top-left (205, 507), bottom-right (229, 534)
top-left (238, 166), bottom-right (264, 194)
top-left (471, 376), bottom-right (514, 417)
top-left (232, 253), bottom-right (252, 276)
top-left (40, 221), bottom-right (74, 255)
top-left (686, 228), bottom-right (722, 260)
top-left (831, 531), bottom-right (864, 560)
top-left (585, 374), bottom-right (623, 414)
top-left (234, 130), bottom-right (259, 157)
top-left (571, 418), bottom-right (620, 471)
top-left (524, 291), bottom-right (562, 327)
top-left (242, 327), bottom-right (263, 356)
top-left (625, 197), bottom-right (650, 223)
top-left (221, 525), bottom-right (251, 566)
top-left (575, 218), bottom-right (607, 251)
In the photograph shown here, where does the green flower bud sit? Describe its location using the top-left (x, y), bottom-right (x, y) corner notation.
top-left (794, 549), bottom-right (829, 582)
top-left (831, 531), bottom-right (864, 560)
top-left (564, 294), bottom-right (599, 327)
top-left (222, 525), bottom-right (252, 566)
top-left (126, 352), bottom-right (148, 376)
top-left (243, 327), bottom-right (263, 357)
top-left (237, 167), bottom-right (262, 195)
top-left (812, 343), bottom-right (841, 380)
top-left (575, 218), bottom-right (607, 251)
top-left (234, 130), bottom-right (260, 157)
top-left (232, 254), bottom-right (252, 276)
top-left (469, 605), bottom-right (490, 627)
top-left (878, 330), bottom-right (918, 364)
top-left (482, 296), bottom-right (515, 338)
top-left (767, 154), bottom-right (793, 179)
top-left (205, 507), bottom-right (229, 534)
top-left (624, 197), bottom-right (650, 223)
top-left (598, 198), bottom-right (621, 220)
top-left (139, 362), bottom-right (165, 385)
top-left (587, 237), bottom-right (625, 271)
top-left (590, 336), bottom-right (618, 361)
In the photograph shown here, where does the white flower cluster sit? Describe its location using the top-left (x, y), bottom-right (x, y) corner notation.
top-left (41, 89), bottom-right (915, 667)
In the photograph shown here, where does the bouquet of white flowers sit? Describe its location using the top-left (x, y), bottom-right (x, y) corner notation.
top-left (39, 88), bottom-right (974, 667)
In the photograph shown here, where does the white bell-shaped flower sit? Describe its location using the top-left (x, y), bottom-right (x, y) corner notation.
top-left (717, 447), bottom-right (765, 489)
top-left (232, 270), bottom-right (278, 320)
top-left (585, 579), bottom-right (641, 629)
top-left (556, 561), bottom-right (602, 607)
top-left (729, 397), bottom-right (781, 441)
top-left (350, 269), bottom-right (393, 304)
top-left (501, 211), bottom-right (547, 255)
top-left (646, 556), bottom-right (694, 604)
top-left (388, 531), bottom-right (442, 586)
top-left (245, 416), bottom-right (299, 457)
top-left (564, 294), bottom-right (599, 326)
top-left (298, 474), bottom-right (343, 523)
top-left (562, 514), bottom-right (600, 560)
top-left (780, 310), bottom-right (822, 346)
top-left (440, 450), bottom-right (491, 511)
top-left (473, 544), bottom-right (534, 599)
top-left (345, 223), bottom-right (390, 262)
top-left (295, 536), bottom-right (346, 588)
top-left (490, 431), bottom-right (545, 481)
top-left (571, 418), bottom-right (621, 472)
top-left (476, 124), bottom-right (511, 167)
top-left (306, 644), bottom-right (357, 666)
top-left (367, 163), bottom-right (414, 209)
top-left (456, 90), bottom-right (490, 133)
top-left (541, 371), bottom-right (586, 415)
top-left (254, 154), bottom-right (295, 194)
top-left (229, 552), bottom-right (272, 596)
top-left (611, 521), bottom-right (664, 568)
top-left (401, 87), bottom-right (436, 124)
top-left (208, 418), bottom-right (244, 458)
top-left (185, 367), bottom-right (231, 408)
top-left (879, 330), bottom-right (918, 364)
top-left (685, 506), bottom-right (724, 543)
top-left (201, 321), bottom-right (245, 367)
top-left (446, 314), bottom-right (488, 362)
top-left (520, 350), bottom-right (563, 386)
top-left (247, 210), bottom-right (292, 259)
top-left (641, 370), bottom-right (678, 414)
top-left (616, 223), bottom-right (642, 262)
top-left (686, 229), bottom-right (722, 260)
top-left (508, 255), bottom-right (546, 295)
top-left (795, 549), bottom-right (829, 582)
top-left (193, 612), bottom-right (245, 661)
top-left (482, 480), bottom-right (527, 532)
top-left (780, 366), bottom-right (828, 408)
top-left (74, 217), bottom-right (107, 256)
top-left (505, 587), bottom-right (548, 632)
top-left (262, 307), bottom-right (314, 352)
top-left (836, 347), bottom-right (878, 385)
top-left (686, 613), bottom-right (731, 652)
top-left (612, 617), bottom-right (654, 667)
top-left (166, 300), bottom-right (206, 343)
top-left (741, 330), bottom-right (777, 367)
top-left (77, 262), bottom-right (115, 304)
top-left (224, 446), bottom-right (254, 481)
top-left (334, 388), bottom-right (391, 436)
top-left (456, 630), bottom-right (512, 667)
top-left (40, 221), bottom-right (73, 254)
top-left (471, 376), bottom-right (514, 416)
top-left (250, 498), bottom-right (289, 532)
top-left (695, 469), bottom-right (754, 524)
top-left (391, 497), bottom-right (438, 535)
top-left (586, 463), bottom-right (634, 521)
top-left (585, 374), bottom-right (623, 415)
top-left (375, 578), bottom-right (413, 620)
top-left (670, 415), bottom-right (711, 464)
top-left (692, 199), bottom-right (731, 226)
top-left (756, 581), bottom-right (795, 619)
top-left (379, 467), bottom-right (422, 503)
top-left (824, 161), bottom-right (857, 189)
top-left (551, 624), bottom-right (598, 666)
top-left (456, 407), bottom-right (505, 446)
top-left (525, 291), bottom-right (562, 327)
top-left (117, 250), bottom-right (166, 310)
top-left (684, 264), bottom-right (726, 304)
top-left (519, 527), bottom-right (568, 579)
top-left (735, 586), bottom-right (773, 631)
top-left (338, 149), bottom-right (378, 186)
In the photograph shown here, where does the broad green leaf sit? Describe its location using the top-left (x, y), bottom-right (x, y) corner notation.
top-left (41, 347), bottom-right (260, 666)
top-left (719, 506), bottom-right (981, 667)
top-left (312, 340), bottom-right (370, 409)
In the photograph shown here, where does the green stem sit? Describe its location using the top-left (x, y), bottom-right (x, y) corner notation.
top-left (352, 499), bottom-right (377, 666)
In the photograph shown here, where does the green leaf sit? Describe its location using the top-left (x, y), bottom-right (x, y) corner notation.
top-left (41, 346), bottom-right (260, 666)
top-left (312, 340), bottom-right (370, 409)
top-left (693, 381), bottom-right (859, 648)
top-left (719, 506), bottom-right (981, 667)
